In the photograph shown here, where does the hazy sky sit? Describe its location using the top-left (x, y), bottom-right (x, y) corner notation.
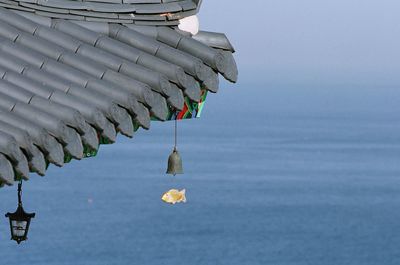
top-left (198, 1), bottom-right (400, 88)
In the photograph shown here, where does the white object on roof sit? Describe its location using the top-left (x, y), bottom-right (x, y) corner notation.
top-left (178, 15), bottom-right (199, 35)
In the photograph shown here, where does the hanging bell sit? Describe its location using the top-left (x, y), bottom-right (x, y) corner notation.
top-left (166, 148), bottom-right (183, 176)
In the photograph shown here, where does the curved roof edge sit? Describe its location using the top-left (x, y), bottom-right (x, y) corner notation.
top-left (0, 0), bottom-right (203, 26)
top-left (0, 6), bottom-right (238, 188)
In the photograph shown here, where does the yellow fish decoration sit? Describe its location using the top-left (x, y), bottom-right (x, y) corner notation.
top-left (162, 189), bottom-right (187, 204)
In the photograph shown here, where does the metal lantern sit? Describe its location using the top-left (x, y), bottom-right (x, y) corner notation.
top-left (5, 181), bottom-right (35, 244)
top-left (166, 118), bottom-right (183, 175)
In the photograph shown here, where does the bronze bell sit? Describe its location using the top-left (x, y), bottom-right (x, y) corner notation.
top-left (166, 148), bottom-right (183, 176)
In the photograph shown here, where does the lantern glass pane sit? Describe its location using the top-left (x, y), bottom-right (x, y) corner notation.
top-left (11, 220), bottom-right (27, 237)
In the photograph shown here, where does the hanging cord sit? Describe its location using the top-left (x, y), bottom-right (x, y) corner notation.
top-left (174, 118), bottom-right (178, 151)
top-left (18, 180), bottom-right (22, 207)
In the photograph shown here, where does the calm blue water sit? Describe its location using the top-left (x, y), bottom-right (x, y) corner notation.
top-left (1, 86), bottom-right (400, 265)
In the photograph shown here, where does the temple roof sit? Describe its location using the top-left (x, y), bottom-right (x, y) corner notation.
top-left (0, 0), bottom-right (203, 25)
top-left (0, 4), bottom-right (237, 187)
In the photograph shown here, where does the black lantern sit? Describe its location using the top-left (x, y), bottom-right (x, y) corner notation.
top-left (5, 181), bottom-right (35, 244)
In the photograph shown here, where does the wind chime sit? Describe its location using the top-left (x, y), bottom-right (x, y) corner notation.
top-left (166, 118), bottom-right (183, 176)
top-left (162, 117), bottom-right (187, 204)
top-left (5, 181), bottom-right (35, 244)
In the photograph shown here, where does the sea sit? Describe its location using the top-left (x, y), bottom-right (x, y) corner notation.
top-left (1, 85), bottom-right (400, 265)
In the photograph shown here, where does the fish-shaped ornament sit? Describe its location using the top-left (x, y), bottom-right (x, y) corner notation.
top-left (162, 189), bottom-right (187, 204)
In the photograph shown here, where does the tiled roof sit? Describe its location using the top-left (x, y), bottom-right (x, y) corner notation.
top-left (0, 4), bottom-right (237, 187)
top-left (0, 0), bottom-right (203, 25)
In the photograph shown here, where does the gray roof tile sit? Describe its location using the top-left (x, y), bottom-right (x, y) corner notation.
top-left (1, 0), bottom-right (200, 25)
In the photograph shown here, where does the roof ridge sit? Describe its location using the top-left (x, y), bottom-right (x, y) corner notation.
top-left (0, 0), bottom-right (201, 26)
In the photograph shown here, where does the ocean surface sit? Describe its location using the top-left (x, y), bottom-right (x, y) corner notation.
top-left (1, 86), bottom-right (400, 265)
